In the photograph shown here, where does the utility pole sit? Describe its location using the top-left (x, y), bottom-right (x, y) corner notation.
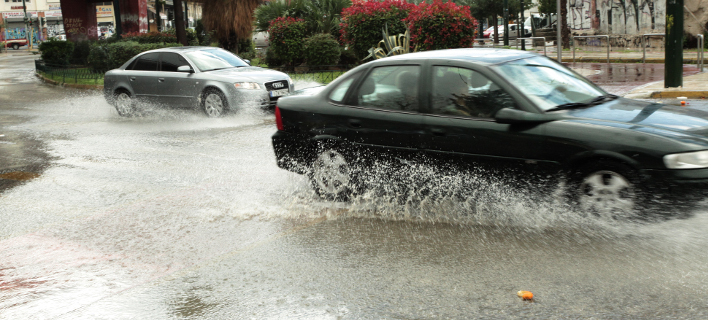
top-left (155, 0), bottom-right (162, 32)
top-left (520, 0), bottom-right (525, 50)
top-left (113, 0), bottom-right (122, 37)
top-left (556, 0), bottom-right (562, 61)
top-left (665, 0), bottom-right (683, 88)
top-left (503, 0), bottom-right (509, 46)
top-left (22, 0), bottom-right (30, 50)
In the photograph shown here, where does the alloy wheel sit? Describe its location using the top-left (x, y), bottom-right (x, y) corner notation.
top-left (204, 92), bottom-right (224, 117)
top-left (114, 92), bottom-right (133, 116)
top-left (312, 149), bottom-right (351, 198)
top-left (578, 170), bottom-right (636, 219)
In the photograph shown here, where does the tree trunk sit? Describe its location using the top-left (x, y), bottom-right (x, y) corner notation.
top-left (493, 16), bottom-right (498, 45)
top-left (174, 0), bottom-right (187, 46)
top-left (560, 0), bottom-right (570, 49)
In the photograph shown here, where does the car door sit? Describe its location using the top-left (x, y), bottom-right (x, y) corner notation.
top-left (158, 52), bottom-right (200, 108)
top-left (421, 65), bottom-right (551, 177)
top-left (336, 64), bottom-right (424, 162)
top-left (124, 52), bottom-right (160, 102)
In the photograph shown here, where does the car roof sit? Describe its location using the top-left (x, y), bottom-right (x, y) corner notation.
top-left (379, 48), bottom-right (536, 65)
top-left (148, 46), bottom-right (222, 53)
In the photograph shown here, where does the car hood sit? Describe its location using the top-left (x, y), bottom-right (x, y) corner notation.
top-left (203, 67), bottom-right (290, 83)
top-left (565, 98), bottom-right (708, 144)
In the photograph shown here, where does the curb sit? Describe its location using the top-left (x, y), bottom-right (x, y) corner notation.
top-left (35, 72), bottom-right (103, 90)
top-left (649, 91), bottom-right (708, 99)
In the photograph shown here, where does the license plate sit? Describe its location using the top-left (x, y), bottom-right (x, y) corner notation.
top-left (269, 89), bottom-right (289, 97)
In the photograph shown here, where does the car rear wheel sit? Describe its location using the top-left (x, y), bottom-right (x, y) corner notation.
top-left (202, 89), bottom-right (226, 117)
top-left (570, 161), bottom-right (640, 220)
top-left (12, 44), bottom-right (19, 50)
top-left (113, 91), bottom-right (135, 117)
top-left (310, 148), bottom-right (356, 201)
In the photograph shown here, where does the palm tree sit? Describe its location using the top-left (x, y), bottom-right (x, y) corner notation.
top-left (197, 0), bottom-right (262, 52)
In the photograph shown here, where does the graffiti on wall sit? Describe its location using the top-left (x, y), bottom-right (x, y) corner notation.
top-left (4, 28), bottom-right (40, 45)
top-left (568, 0), bottom-right (665, 34)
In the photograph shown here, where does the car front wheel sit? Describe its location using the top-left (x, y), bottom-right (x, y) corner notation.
top-left (202, 89), bottom-right (227, 117)
top-left (12, 44), bottom-right (19, 50)
top-left (310, 148), bottom-right (356, 201)
top-left (570, 161), bottom-right (639, 220)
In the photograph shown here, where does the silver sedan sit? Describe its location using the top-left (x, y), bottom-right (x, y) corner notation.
top-left (103, 47), bottom-right (293, 117)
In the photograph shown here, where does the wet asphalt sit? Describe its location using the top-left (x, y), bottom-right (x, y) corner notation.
top-left (1, 54), bottom-right (708, 319)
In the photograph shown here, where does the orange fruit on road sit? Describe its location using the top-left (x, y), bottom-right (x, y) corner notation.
top-left (517, 290), bottom-right (534, 300)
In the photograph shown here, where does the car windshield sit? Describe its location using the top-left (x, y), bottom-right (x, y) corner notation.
top-left (491, 56), bottom-right (607, 111)
top-left (184, 48), bottom-right (249, 72)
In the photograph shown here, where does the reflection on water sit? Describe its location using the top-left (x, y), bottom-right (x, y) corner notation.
top-left (1, 78), bottom-right (708, 318)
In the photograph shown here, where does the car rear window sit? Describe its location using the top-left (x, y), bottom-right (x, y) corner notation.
top-left (131, 53), bottom-right (159, 71)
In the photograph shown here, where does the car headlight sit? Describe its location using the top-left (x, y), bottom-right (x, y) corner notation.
top-left (234, 82), bottom-right (261, 90)
top-left (664, 150), bottom-right (708, 169)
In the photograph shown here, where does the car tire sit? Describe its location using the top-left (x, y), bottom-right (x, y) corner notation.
top-left (568, 160), bottom-right (642, 221)
top-left (113, 90), bottom-right (135, 117)
top-left (12, 44), bottom-right (19, 50)
top-left (309, 146), bottom-right (359, 201)
top-left (202, 89), bottom-right (227, 117)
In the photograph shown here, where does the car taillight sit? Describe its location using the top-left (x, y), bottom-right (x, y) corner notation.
top-left (275, 106), bottom-right (284, 131)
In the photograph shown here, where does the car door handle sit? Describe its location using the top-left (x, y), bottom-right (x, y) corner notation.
top-left (129, 77), bottom-right (136, 81)
top-left (349, 119), bottom-right (361, 128)
top-left (158, 78), bottom-right (165, 82)
top-left (431, 128), bottom-right (446, 136)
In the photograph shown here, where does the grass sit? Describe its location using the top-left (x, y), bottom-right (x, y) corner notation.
top-left (37, 68), bottom-right (104, 86)
top-left (288, 70), bottom-right (346, 85)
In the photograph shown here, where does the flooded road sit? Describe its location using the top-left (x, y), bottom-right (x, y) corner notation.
top-left (1, 54), bottom-right (708, 319)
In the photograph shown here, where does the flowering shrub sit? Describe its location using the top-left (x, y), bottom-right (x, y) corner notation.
top-left (339, 0), bottom-right (414, 59)
top-left (268, 17), bottom-right (307, 66)
top-left (404, 0), bottom-right (477, 51)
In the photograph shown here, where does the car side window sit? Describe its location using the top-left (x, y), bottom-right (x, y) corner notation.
top-left (132, 53), bottom-right (159, 71)
top-left (354, 65), bottom-right (420, 112)
top-left (328, 72), bottom-right (360, 103)
top-left (430, 66), bottom-right (516, 118)
top-left (161, 53), bottom-right (189, 72)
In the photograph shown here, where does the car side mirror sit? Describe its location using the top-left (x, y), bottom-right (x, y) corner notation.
top-left (494, 108), bottom-right (562, 124)
top-left (244, 59), bottom-right (251, 65)
top-left (177, 65), bottom-right (194, 73)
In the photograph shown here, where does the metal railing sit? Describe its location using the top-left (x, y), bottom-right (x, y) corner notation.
top-left (697, 34), bottom-right (704, 71)
top-left (516, 37), bottom-right (547, 56)
top-left (269, 65), bottom-right (355, 85)
top-left (641, 33), bottom-right (665, 63)
top-left (572, 35), bottom-right (610, 63)
top-left (34, 60), bottom-right (106, 85)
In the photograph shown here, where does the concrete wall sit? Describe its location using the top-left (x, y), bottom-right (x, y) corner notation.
top-left (567, 0), bottom-right (706, 36)
top-left (567, 0), bottom-right (665, 34)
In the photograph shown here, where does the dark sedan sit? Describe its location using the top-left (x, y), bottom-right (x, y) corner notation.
top-left (272, 48), bottom-right (708, 218)
top-left (104, 47), bottom-right (293, 117)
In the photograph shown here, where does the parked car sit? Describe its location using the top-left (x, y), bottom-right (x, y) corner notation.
top-left (103, 46), bottom-right (293, 117)
top-left (272, 48), bottom-right (708, 218)
top-left (2, 39), bottom-right (28, 50)
top-left (484, 24), bottom-right (531, 40)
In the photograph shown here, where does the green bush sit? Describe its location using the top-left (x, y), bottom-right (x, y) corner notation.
top-left (268, 17), bottom-right (307, 66)
top-left (87, 41), bottom-right (183, 70)
top-left (87, 43), bottom-right (110, 71)
top-left (39, 38), bottom-right (74, 66)
top-left (123, 31), bottom-right (178, 44)
top-left (265, 48), bottom-right (283, 67)
top-left (339, 46), bottom-right (358, 66)
top-left (304, 33), bottom-right (340, 66)
top-left (70, 40), bottom-right (91, 65)
top-left (237, 38), bottom-right (257, 60)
